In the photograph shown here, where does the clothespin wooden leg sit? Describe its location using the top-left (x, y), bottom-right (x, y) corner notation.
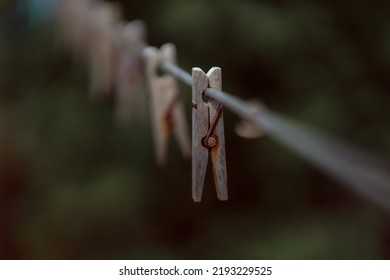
top-left (192, 68), bottom-right (210, 202)
top-left (207, 68), bottom-right (228, 201)
top-left (192, 67), bottom-right (228, 202)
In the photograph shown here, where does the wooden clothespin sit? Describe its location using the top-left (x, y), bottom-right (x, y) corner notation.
top-left (235, 120), bottom-right (264, 139)
top-left (235, 101), bottom-right (265, 139)
top-left (143, 44), bottom-right (191, 166)
top-left (192, 67), bottom-right (228, 202)
top-left (87, 1), bottom-right (122, 99)
top-left (58, 0), bottom-right (94, 60)
top-left (114, 20), bottom-right (146, 123)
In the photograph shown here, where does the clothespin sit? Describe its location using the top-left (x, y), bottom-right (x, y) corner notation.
top-left (192, 67), bottom-right (228, 202)
top-left (235, 101), bottom-right (265, 139)
top-left (58, 0), bottom-right (94, 60)
top-left (143, 44), bottom-right (191, 166)
top-left (114, 20), bottom-right (146, 123)
top-left (235, 121), bottom-right (264, 139)
top-left (87, 1), bottom-right (122, 99)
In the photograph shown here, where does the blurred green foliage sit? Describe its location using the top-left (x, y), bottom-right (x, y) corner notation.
top-left (1, 0), bottom-right (390, 259)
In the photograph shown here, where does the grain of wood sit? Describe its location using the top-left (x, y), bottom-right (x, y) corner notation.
top-left (191, 67), bottom-right (228, 202)
top-left (207, 68), bottom-right (228, 201)
top-left (192, 68), bottom-right (209, 202)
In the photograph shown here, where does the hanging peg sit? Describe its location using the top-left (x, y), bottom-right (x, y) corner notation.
top-left (143, 44), bottom-right (191, 166)
top-left (59, 0), bottom-right (94, 60)
top-left (88, 1), bottom-right (122, 99)
top-left (114, 20), bottom-right (146, 123)
top-left (235, 101), bottom-right (265, 139)
top-left (235, 120), bottom-right (264, 139)
top-left (192, 67), bottom-right (228, 202)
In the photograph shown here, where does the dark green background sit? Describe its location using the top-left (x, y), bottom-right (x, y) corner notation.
top-left (1, 0), bottom-right (390, 259)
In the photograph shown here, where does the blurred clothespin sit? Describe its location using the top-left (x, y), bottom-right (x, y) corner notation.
top-left (143, 44), bottom-right (191, 166)
top-left (114, 20), bottom-right (146, 123)
top-left (235, 121), bottom-right (263, 139)
top-left (88, 1), bottom-right (122, 99)
top-left (192, 67), bottom-right (228, 202)
top-left (235, 101), bottom-right (265, 139)
top-left (59, 0), bottom-right (94, 60)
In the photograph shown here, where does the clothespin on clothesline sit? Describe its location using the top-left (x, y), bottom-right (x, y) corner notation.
top-left (143, 44), bottom-right (191, 166)
top-left (57, 0), bottom-right (244, 202)
top-left (87, 1), bottom-right (122, 99)
top-left (114, 20), bottom-right (146, 123)
top-left (192, 67), bottom-right (228, 202)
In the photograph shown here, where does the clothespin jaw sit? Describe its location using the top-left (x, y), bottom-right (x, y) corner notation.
top-left (115, 20), bottom-right (146, 123)
top-left (143, 44), bottom-right (191, 166)
top-left (192, 67), bottom-right (228, 202)
top-left (88, 1), bottom-right (122, 99)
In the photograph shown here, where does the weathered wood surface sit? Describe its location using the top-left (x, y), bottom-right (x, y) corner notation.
top-left (192, 67), bottom-right (228, 202)
top-left (207, 68), bottom-right (228, 201)
top-left (192, 68), bottom-right (210, 202)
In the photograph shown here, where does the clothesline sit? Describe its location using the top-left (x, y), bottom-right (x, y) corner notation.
top-left (58, 0), bottom-right (390, 208)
